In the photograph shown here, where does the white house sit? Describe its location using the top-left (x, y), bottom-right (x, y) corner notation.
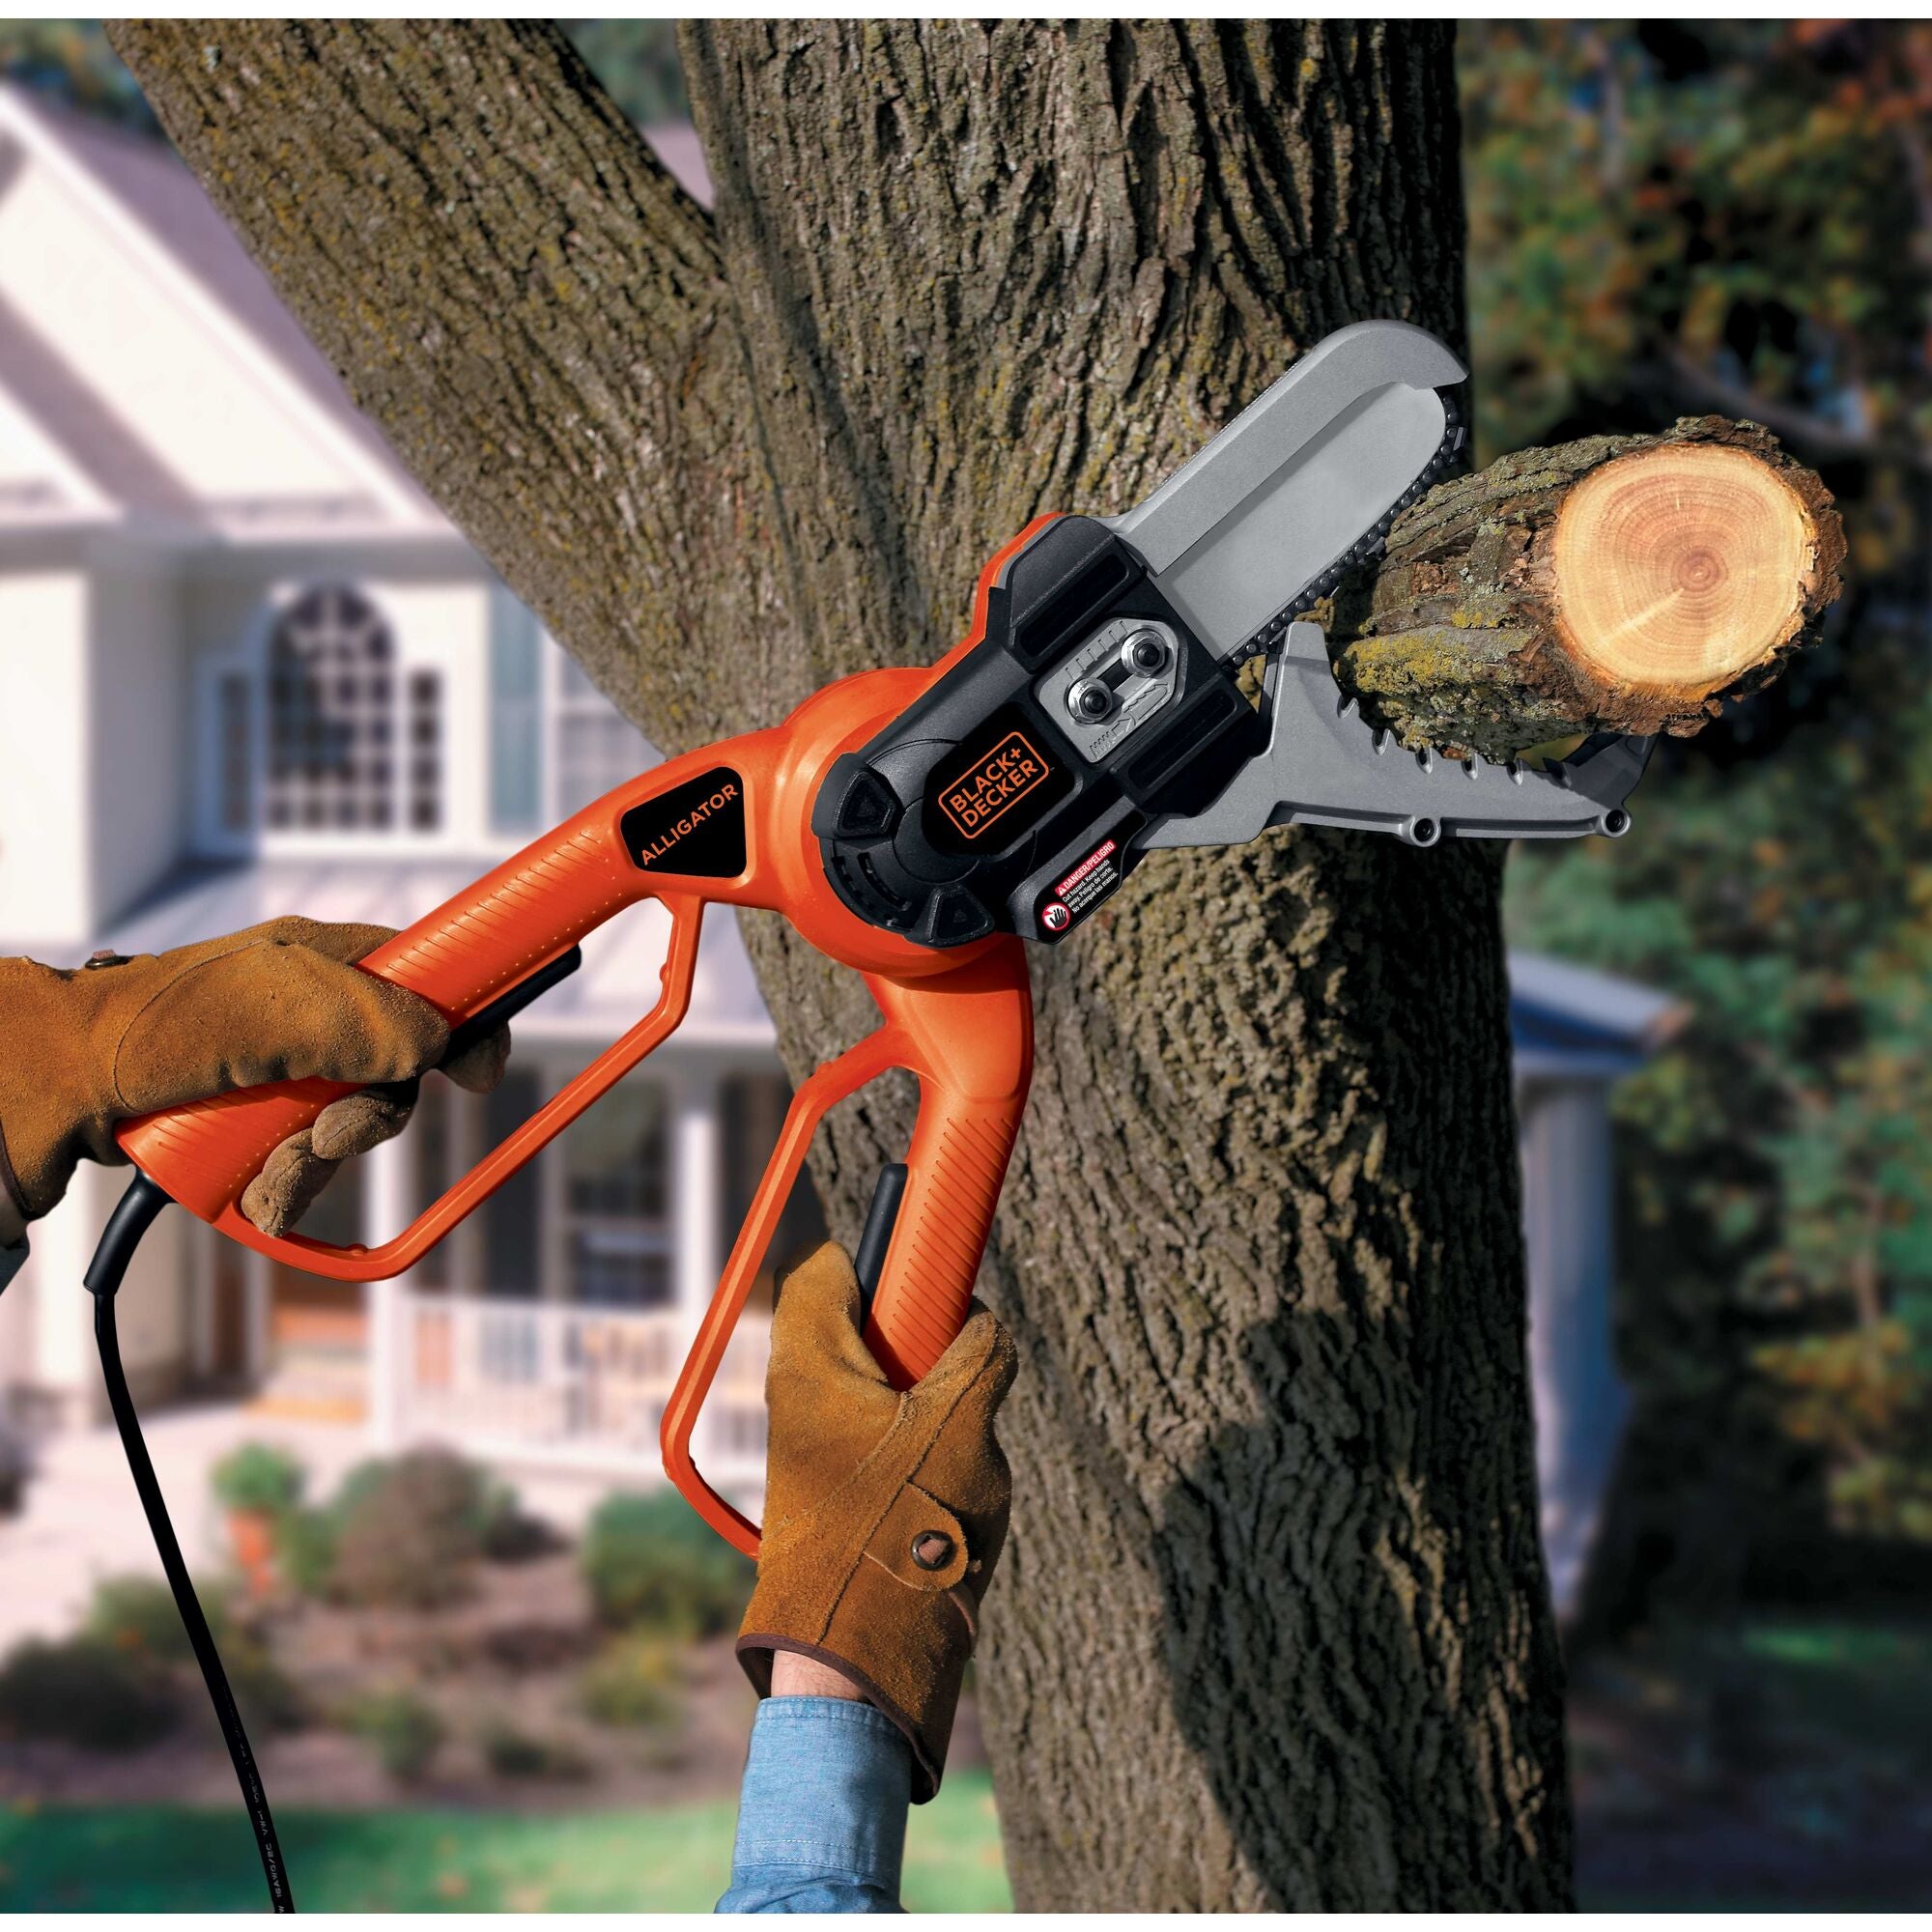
top-left (0, 82), bottom-right (801, 1495)
top-left (0, 82), bottom-right (1672, 1608)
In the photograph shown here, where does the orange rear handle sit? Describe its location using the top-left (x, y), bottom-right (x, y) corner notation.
top-left (859, 949), bottom-right (1033, 1386)
top-left (660, 940), bottom-right (1032, 1553)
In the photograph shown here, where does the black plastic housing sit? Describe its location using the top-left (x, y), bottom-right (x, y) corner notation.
top-left (812, 517), bottom-right (1263, 947)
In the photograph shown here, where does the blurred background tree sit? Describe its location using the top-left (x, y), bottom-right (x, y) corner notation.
top-left (554, 18), bottom-right (686, 125)
top-left (6, 12), bottom-right (1928, 1628)
top-left (0, 17), bottom-right (153, 128)
top-left (1463, 20), bottom-right (1932, 1618)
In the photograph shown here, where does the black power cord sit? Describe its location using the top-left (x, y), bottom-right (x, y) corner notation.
top-left (67, 949), bottom-right (586, 1913)
top-left (86, 1174), bottom-right (295, 1914)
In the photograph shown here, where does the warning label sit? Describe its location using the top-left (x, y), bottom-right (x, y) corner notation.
top-left (1055, 838), bottom-right (1119, 905)
top-left (1039, 836), bottom-right (1124, 937)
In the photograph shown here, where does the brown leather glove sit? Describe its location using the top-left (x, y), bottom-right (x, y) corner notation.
top-left (0, 918), bottom-right (508, 1235)
top-left (739, 1240), bottom-right (1016, 1802)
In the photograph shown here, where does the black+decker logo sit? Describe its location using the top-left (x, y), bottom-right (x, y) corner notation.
top-left (938, 730), bottom-right (1050, 840)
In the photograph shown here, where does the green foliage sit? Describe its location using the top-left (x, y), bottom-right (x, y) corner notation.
top-left (1508, 661), bottom-right (1932, 1564)
top-left (1467, 20), bottom-right (1932, 1575)
top-left (79, 1575), bottom-right (304, 1735)
top-left (477, 1476), bottom-right (554, 1562)
top-left (561, 19), bottom-right (688, 125)
top-left (1463, 21), bottom-right (1932, 511)
top-left (347, 1689), bottom-right (444, 1785)
top-left (580, 1491), bottom-right (751, 1635)
top-left (0, 1634), bottom-right (176, 1752)
top-left (84, 1574), bottom-right (219, 1666)
top-left (268, 1452), bottom-right (535, 1603)
top-left (210, 1442), bottom-right (305, 1517)
top-left (330, 1449), bottom-right (492, 1609)
top-left (275, 1505), bottom-right (341, 1601)
top-left (478, 1716), bottom-right (590, 1781)
top-left (578, 1630), bottom-right (684, 1730)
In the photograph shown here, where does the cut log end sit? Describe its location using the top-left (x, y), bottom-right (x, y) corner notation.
top-left (1551, 441), bottom-right (1821, 701)
top-left (1335, 416), bottom-right (1846, 761)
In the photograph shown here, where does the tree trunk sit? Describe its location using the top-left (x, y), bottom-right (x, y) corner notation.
top-left (113, 18), bottom-right (1574, 1908)
top-left (1334, 416), bottom-right (1846, 759)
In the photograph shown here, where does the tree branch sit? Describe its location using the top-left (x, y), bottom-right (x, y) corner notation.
top-left (1335, 415), bottom-right (1846, 758)
top-left (1649, 346), bottom-right (1932, 477)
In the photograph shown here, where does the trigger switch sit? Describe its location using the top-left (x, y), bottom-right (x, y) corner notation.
top-left (834, 767), bottom-right (900, 839)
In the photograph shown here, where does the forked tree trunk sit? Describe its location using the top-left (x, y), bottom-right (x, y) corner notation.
top-left (104, 17), bottom-right (1816, 1908)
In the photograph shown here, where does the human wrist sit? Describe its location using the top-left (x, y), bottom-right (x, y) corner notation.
top-left (769, 1648), bottom-right (867, 1701)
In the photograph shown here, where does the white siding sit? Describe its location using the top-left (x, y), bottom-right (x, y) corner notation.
top-left (0, 134), bottom-right (364, 511)
top-left (0, 563), bottom-right (91, 951)
top-left (87, 550), bottom-right (185, 929)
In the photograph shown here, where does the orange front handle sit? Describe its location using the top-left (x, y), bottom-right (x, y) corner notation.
top-left (117, 798), bottom-right (685, 1279)
top-left (112, 647), bottom-right (1040, 1554)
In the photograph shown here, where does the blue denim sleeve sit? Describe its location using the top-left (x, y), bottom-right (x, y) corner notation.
top-left (717, 1696), bottom-right (913, 1914)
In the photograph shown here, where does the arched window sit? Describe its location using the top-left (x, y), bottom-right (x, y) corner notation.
top-left (258, 585), bottom-right (441, 833)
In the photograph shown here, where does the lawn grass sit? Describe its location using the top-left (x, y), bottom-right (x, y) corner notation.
top-left (12, 1614), bottom-right (1929, 1912)
top-left (0, 1772), bottom-right (1011, 1913)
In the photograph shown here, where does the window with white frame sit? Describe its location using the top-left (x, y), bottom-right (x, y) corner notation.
top-left (553, 654), bottom-right (651, 819)
top-left (487, 592), bottom-right (653, 837)
top-left (407, 1067), bottom-right (672, 1309)
top-left (266, 586), bottom-right (440, 833)
top-left (204, 583), bottom-right (445, 844)
top-left (562, 1083), bottom-right (673, 1308)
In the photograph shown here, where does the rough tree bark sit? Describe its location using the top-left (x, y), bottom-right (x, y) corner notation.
top-left (105, 18), bottom-right (1826, 1909)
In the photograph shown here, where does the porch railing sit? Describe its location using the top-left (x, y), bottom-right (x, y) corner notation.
top-left (392, 1292), bottom-right (770, 1483)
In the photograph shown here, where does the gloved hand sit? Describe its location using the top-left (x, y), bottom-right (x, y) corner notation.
top-left (0, 918), bottom-right (508, 1236)
top-left (739, 1240), bottom-right (1016, 1802)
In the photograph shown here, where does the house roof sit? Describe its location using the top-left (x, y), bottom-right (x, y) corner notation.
top-left (102, 858), bottom-right (778, 1052)
top-left (0, 84), bottom-right (717, 542)
top-left (1508, 950), bottom-right (1683, 1081)
top-left (0, 81), bottom-right (442, 535)
top-left (4, 84), bottom-right (434, 516)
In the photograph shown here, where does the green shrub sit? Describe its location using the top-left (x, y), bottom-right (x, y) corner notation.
top-left (579, 1630), bottom-right (684, 1730)
top-left (80, 1575), bottom-right (304, 1734)
top-left (333, 1456), bottom-right (394, 1517)
top-left (331, 1449), bottom-right (489, 1608)
top-left (580, 1491), bottom-right (751, 1635)
top-left (479, 1716), bottom-right (589, 1781)
top-left (275, 1505), bottom-right (340, 1600)
top-left (478, 1477), bottom-right (557, 1563)
top-left (84, 1573), bottom-right (224, 1666)
top-left (229, 1645), bottom-right (307, 1735)
top-left (0, 1634), bottom-right (176, 1751)
top-left (210, 1442), bottom-right (305, 1516)
top-left (348, 1689), bottom-right (444, 1784)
